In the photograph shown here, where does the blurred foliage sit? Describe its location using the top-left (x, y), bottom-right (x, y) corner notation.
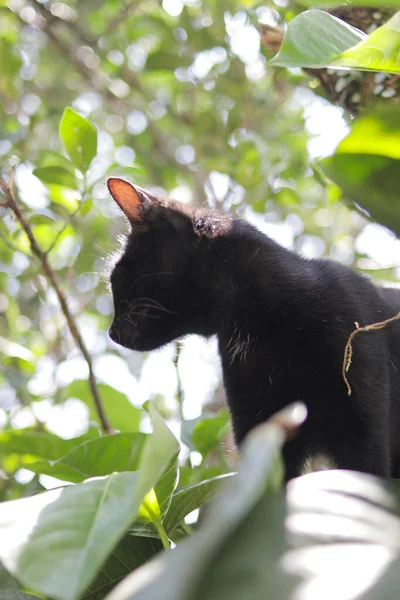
top-left (322, 105), bottom-right (400, 237)
top-left (1, 0), bottom-right (400, 598)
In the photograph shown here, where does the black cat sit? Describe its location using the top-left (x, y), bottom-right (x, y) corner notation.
top-left (107, 177), bottom-right (400, 480)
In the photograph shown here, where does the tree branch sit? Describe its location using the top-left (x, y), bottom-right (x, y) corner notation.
top-left (0, 168), bottom-right (113, 434)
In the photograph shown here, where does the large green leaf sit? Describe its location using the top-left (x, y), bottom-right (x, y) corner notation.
top-left (0, 429), bottom-right (99, 462)
top-left (0, 472), bottom-right (144, 600)
top-left (332, 12), bottom-right (400, 74)
top-left (105, 461), bottom-right (400, 600)
top-left (67, 381), bottom-right (141, 433)
top-left (137, 402), bottom-right (180, 528)
top-left (24, 433), bottom-right (147, 483)
top-left (270, 10), bottom-right (400, 74)
top-left (83, 534), bottom-right (163, 600)
top-left (152, 455), bottom-right (179, 519)
top-left (322, 154), bottom-right (400, 237)
top-left (59, 108), bottom-right (97, 172)
top-left (335, 106), bottom-right (400, 160)
top-left (163, 474), bottom-right (235, 533)
top-left (105, 406), bottom-right (294, 600)
top-left (189, 471), bottom-right (400, 600)
top-left (0, 592), bottom-right (43, 600)
top-left (0, 562), bottom-right (18, 590)
top-left (135, 403), bottom-right (180, 524)
top-left (321, 106), bottom-right (400, 237)
top-left (0, 404), bottom-right (180, 600)
top-left (269, 10), bottom-right (365, 68)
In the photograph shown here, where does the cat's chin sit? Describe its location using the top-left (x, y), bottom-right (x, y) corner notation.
top-left (109, 326), bottom-right (165, 352)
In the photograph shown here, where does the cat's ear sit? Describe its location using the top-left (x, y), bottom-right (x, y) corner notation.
top-left (107, 178), bottom-right (145, 221)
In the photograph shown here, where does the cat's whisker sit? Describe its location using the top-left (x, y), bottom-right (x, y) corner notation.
top-left (132, 304), bottom-right (175, 315)
top-left (127, 310), bottom-right (162, 320)
top-left (131, 297), bottom-right (178, 315)
top-left (127, 271), bottom-right (175, 296)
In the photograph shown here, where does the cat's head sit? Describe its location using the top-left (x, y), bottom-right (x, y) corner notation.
top-left (107, 178), bottom-right (231, 351)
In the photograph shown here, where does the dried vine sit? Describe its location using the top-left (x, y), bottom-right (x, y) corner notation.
top-left (342, 311), bottom-right (400, 396)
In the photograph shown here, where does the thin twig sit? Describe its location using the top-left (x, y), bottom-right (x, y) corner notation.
top-left (174, 342), bottom-right (184, 420)
top-left (45, 203), bottom-right (82, 255)
top-left (342, 311), bottom-right (400, 396)
top-left (1, 168), bottom-right (113, 434)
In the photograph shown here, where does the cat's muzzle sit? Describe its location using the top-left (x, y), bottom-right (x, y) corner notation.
top-left (108, 322), bottom-right (120, 344)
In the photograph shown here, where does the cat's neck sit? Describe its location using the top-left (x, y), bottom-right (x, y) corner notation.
top-left (190, 218), bottom-right (306, 340)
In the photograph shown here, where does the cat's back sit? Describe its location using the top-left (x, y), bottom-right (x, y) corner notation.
top-left (377, 285), bottom-right (400, 313)
top-left (374, 286), bottom-right (400, 474)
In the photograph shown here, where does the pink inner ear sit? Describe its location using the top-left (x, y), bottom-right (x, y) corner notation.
top-left (107, 178), bottom-right (143, 220)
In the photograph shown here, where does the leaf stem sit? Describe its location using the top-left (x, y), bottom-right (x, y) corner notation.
top-left (174, 342), bottom-right (184, 420)
top-left (142, 499), bottom-right (171, 551)
top-left (153, 517), bottom-right (171, 551)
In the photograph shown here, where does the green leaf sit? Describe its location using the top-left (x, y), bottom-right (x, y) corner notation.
top-left (270, 9), bottom-right (400, 74)
top-left (191, 409), bottom-right (231, 457)
top-left (178, 465), bottom-right (227, 488)
top-left (180, 412), bottom-right (215, 451)
top-left (320, 106), bottom-right (400, 237)
top-left (302, 0), bottom-right (400, 6)
top-left (0, 471), bottom-right (144, 600)
top-left (136, 403), bottom-right (180, 516)
top-left (37, 150), bottom-right (76, 172)
top-left (24, 433), bottom-right (147, 483)
top-left (153, 454), bottom-right (179, 519)
top-left (331, 12), bottom-right (400, 74)
top-left (163, 474), bottom-right (235, 533)
top-left (0, 429), bottom-right (99, 462)
top-left (67, 381), bottom-right (141, 433)
top-left (104, 410), bottom-right (289, 600)
top-left (335, 105), bottom-right (400, 160)
top-left (104, 426), bottom-right (400, 600)
top-left (0, 562), bottom-right (18, 589)
top-left (0, 592), bottom-right (43, 600)
top-left (33, 166), bottom-right (77, 189)
top-left (269, 10), bottom-right (365, 69)
top-left (83, 534), bottom-right (163, 600)
top-left (59, 108), bottom-right (97, 172)
top-left (322, 154), bottom-right (400, 237)
top-left (29, 214), bottom-right (56, 226)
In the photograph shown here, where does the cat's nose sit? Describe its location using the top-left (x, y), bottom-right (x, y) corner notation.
top-left (108, 322), bottom-right (120, 343)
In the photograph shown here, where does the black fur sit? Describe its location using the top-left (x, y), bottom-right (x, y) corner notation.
top-left (108, 187), bottom-right (400, 480)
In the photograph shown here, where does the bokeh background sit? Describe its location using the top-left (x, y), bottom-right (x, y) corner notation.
top-left (1, 0), bottom-right (400, 495)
